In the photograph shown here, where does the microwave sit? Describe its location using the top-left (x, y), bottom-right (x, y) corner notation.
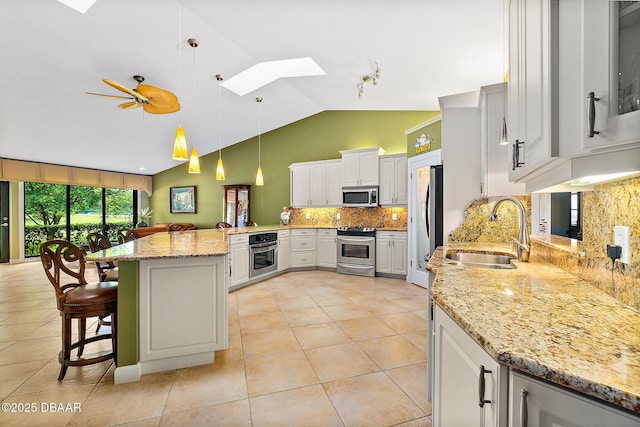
top-left (342, 186), bottom-right (379, 207)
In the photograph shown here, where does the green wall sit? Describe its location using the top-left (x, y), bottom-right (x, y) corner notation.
top-left (152, 110), bottom-right (440, 227)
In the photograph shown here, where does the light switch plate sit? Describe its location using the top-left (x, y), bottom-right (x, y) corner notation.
top-left (614, 225), bottom-right (630, 264)
top-left (336, 213), bottom-right (341, 220)
top-left (392, 213), bottom-right (398, 221)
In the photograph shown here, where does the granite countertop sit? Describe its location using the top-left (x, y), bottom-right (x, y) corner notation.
top-left (428, 242), bottom-right (640, 414)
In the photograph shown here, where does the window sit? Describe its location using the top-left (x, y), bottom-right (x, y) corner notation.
top-left (24, 183), bottom-right (137, 257)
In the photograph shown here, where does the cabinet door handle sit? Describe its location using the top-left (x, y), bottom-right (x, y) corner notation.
top-left (587, 91), bottom-right (600, 138)
top-left (478, 365), bottom-right (492, 408)
top-left (520, 389), bottom-right (529, 427)
top-left (512, 140), bottom-right (525, 170)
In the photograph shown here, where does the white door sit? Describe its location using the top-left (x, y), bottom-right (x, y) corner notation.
top-left (408, 150), bottom-right (441, 288)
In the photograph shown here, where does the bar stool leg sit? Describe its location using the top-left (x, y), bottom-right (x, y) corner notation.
top-left (78, 318), bottom-right (86, 357)
top-left (59, 315), bottom-right (72, 381)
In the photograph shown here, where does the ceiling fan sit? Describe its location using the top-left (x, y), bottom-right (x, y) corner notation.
top-left (86, 75), bottom-right (180, 114)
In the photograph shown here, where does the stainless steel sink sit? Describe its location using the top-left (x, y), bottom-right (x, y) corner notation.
top-left (445, 251), bottom-right (516, 269)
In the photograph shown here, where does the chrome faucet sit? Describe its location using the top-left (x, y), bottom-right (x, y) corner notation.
top-left (489, 196), bottom-right (530, 262)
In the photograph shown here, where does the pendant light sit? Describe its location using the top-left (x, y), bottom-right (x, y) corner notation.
top-left (172, 3), bottom-right (189, 161)
top-left (188, 147), bottom-right (201, 173)
top-left (499, 116), bottom-right (509, 145)
top-left (215, 74), bottom-right (226, 180)
top-left (499, 11), bottom-right (509, 146)
top-left (255, 97), bottom-right (264, 186)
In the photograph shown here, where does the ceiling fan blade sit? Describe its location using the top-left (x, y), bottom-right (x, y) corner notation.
top-left (136, 84), bottom-right (178, 108)
top-left (118, 102), bottom-right (141, 110)
top-left (85, 91), bottom-right (134, 100)
top-left (103, 79), bottom-right (149, 102)
top-left (143, 102), bottom-right (180, 114)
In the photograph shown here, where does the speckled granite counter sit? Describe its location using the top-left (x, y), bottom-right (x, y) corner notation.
top-left (428, 243), bottom-right (640, 414)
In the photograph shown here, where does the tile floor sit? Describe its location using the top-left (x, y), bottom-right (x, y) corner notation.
top-left (0, 261), bottom-right (432, 426)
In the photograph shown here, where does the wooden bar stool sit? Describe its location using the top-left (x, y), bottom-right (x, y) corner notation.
top-left (40, 240), bottom-right (118, 381)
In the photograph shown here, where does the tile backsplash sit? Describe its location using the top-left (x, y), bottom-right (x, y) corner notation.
top-left (286, 207), bottom-right (407, 229)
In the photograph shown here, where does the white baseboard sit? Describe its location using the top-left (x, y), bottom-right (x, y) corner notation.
top-left (114, 363), bottom-right (142, 384)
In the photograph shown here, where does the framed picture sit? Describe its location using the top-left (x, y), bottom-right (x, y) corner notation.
top-left (170, 186), bottom-right (197, 213)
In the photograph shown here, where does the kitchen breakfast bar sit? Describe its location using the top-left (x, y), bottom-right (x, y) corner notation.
top-left (86, 229), bottom-right (231, 384)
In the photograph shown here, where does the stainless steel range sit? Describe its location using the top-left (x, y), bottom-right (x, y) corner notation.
top-left (336, 226), bottom-right (376, 277)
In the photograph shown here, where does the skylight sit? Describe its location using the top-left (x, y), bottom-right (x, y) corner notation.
top-left (221, 57), bottom-right (325, 96)
top-left (57, 0), bottom-right (97, 14)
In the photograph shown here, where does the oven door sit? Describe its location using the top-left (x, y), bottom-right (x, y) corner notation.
top-left (336, 236), bottom-right (375, 266)
top-left (250, 243), bottom-right (277, 278)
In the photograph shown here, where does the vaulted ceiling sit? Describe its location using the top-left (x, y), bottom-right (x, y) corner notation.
top-left (0, 0), bottom-right (505, 175)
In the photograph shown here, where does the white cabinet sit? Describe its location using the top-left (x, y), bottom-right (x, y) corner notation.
top-left (508, 0), bottom-right (559, 181)
top-left (375, 231), bottom-right (407, 277)
top-left (317, 229), bottom-right (337, 268)
top-left (340, 147), bottom-right (385, 187)
top-left (289, 160), bottom-right (342, 207)
top-left (277, 230), bottom-right (290, 271)
top-left (290, 229), bottom-right (316, 268)
top-left (558, 0), bottom-right (640, 157)
top-left (479, 83), bottom-right (527, 196)
top-left (379, 154), bottom-right (408, 205)
top-left (509, 371), bottom-right (640, 427)
top-left (228, 234), bottom-right (249, 288)
top-left (433, 305), bottom-right (508, 427)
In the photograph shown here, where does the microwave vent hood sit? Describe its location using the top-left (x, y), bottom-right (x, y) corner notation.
top-left (526, 147), bottom-right (640, 193)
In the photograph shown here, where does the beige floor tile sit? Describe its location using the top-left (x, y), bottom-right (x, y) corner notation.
top-left (245, 351), bottom-right (318, 397)
top-left (273, 295), bottom-right (318, 311)
top-left (309, 293), bottom-right (353, 307)
top-left (0, 336), bottom-right (62, 365)
top-left (282, 307), bottom-right (332, 327)
top-left (324, 371), bottom-right (424, 426)
top-left (413, 309), bottom-right (428, 320)
top-left (0, 360), bottom-right (48, 400)
top-left (0, 299), bottom-right (46, 313)
top-left (393, 416), bottom-right (433, 427)
top-left (350, 297), bottom-right (409, 315)
top-left (242, 327), bottom-right (301, 359)
top-left (0, 308), bottom-right (59, 325)
top-left (337, 317), bottom-right (397, 341)
top-left (305, 342), bottom-right (378, 382)
top-left (12, 358), bottom-right (112, 396)
top-left (403, 330), bottom-right (428, 352)
top-left (1, 384), bottom-right (94, 427)
top-left (291, 322), bottom-right (351, 349)
top-left (239, 311), bottom-right (289, 333)
top-left (391, 296), bottom-right (429, 311)
top-left (115, 416), bottom-right (161, 426)
top-left (216, 332), bottom-right (244, 362)
top-left (358, 335), bottom-right (426, 370)
top-left (161, 399), bottom-right (251, 426)
top-left (379, 311), bottom-right (427, 334)
top-left (67, 370), bottom-right (175, 426)
top-left (249, 384), bottom-right (342, 427)
top-left (23, 319), bottom-right (63, 340)
top-left (164, 359), bottom-right (247, 413)
top-left (237, 296), bottom-right (280, 317)
top-left (322, 303), bottom-right (373, 321)
top-left (0, 323), bottom-right (44, 342)
top-left (386, 362), bottom-right (431, 414)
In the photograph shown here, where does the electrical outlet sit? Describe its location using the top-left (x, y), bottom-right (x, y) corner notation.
top-left (305, 213), bottom-right (310, 220)
top-left (392, 213), bottom-right (398, 221)
top-left (614, 226), bottom-right (630, 264)
top-left (336, 213), bottom-right (341, 220)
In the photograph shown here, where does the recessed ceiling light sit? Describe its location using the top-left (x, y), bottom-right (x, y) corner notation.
top-left (57, 0), bottom-right (97, 14)
top-left (139, 167), bottom-right (146, 171)
top-left (221, 57), bottom-right (325, 96)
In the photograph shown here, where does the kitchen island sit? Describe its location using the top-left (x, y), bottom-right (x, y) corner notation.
top-left (427, 242), bottom-right (640, 423)
top-left (86, 229), bottom-right (230, 384)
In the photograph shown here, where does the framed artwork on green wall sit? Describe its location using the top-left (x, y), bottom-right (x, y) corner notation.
top-left (170, 186), bottom-right (197, 214)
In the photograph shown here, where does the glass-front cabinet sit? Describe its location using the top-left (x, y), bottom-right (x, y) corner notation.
top-left (582, 0), bottom-right (640, 151)
top-left (223, 185), bottom-right (250, 227)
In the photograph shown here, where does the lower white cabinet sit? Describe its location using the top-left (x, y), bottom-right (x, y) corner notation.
top-left (290, 229), bottom-right (316, 268)
top-left (317, 229), bottom-right (337, 268)
top-left (509, 371), bottom-right (640, 427)
top-left (228, 234), bottom-right (249, 288)
top-left (433, 304), bottom-right (508, 427)
top-left (375, 231), bottom-right (407, 276)
top-left (277, 230), bottom-right (290, 271)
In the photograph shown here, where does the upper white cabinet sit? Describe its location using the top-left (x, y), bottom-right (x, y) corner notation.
top-left (379, 154), bottom-right (408, 205)
top-left (508, 0), bottom-right (559, 181)
top-left (433, 305), bottom-right (508, 427)
top-left (290, 160), bottom-right (341, 207)
top-left (509, 371), bottom-right (640, 427)
top-left (479, 83), bottom-right (527, 196)
top-left (340, 147), bottom-right (385, 187)
top-left (559, 1), bottom-right (640, 157)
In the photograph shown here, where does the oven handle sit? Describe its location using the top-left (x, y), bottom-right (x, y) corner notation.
top-left (250, 242), bottom-right (277, 249)
top-left (337, 263), bottom-right (374, 269)
top-left (337, 236), bottom-right (374, 243)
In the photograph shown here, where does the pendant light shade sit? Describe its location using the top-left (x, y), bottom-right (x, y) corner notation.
top-left (216, 158), bottom-right (226, 180)
top-left (255, 97), bottom-right (264, 186)
top-left (499, 116), bottom-right (509, 145)
top-left (216, 74), bottom-right (226, 180)
top-left (172, 125), bottom-right (189, 160)
top-left (188, 147), bottom-right (201, 174)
